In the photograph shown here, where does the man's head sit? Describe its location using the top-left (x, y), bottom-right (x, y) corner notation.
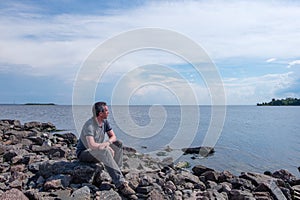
top-left (92, 102), bottom-right (109, 119)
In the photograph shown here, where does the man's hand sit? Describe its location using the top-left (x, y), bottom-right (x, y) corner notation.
top-left (98, 142), bottom-right (115, 157)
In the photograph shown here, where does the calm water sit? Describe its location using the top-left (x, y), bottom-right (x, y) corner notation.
top-left (0, 105), bottom-right (299, 177)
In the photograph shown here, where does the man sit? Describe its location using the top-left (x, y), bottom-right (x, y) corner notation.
top-left (76, 102), bottom-right (135, 196)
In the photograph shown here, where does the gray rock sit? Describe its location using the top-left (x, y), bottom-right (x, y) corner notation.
top-left (48, 147), bottom-right (68, 159)
top-left (125, 170), bottom-right (140, 189)
top-left (202, 170), bottom-right (220, 182)
top-left (272, 169), bottom-right (297, 184)
top-left (164, 180), bottom-right (176, 192)
top-left (241, 172), bottom-right (273, 186)
top-left (43, 174), bottom-right (72, 190)
top-left (147, 189), bottom-right (165, 200)
top-left (197, 189), bottom-right (227, 200)
top-left (136, 185), bottom-right (153, 194)
top-left (96, 189), bottom-right (121, 200)
top-left (38, 160), bottom-right (101, 180)
top-left (192, 164), bottom-right (214, 176)
top-left (70, 186), bottom-right (90, 200)
top-left (53, 132), bottom-right (77, 145)
top-left (182, 146), bottom-right (215, 156)
top-left (139, 174), bottom-right (154, 186)
top-left (230, 177), bottom-right (255, 190)
top-left (230, 189), bottom-right (256, 200)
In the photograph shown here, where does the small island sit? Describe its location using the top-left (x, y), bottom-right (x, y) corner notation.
top-left (257, 97), bottom-right (300, 106)
top-left (24, 103), bottom-right (56, 106)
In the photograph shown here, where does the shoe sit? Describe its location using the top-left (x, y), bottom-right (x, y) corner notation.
top-left (118, 182), bottom-right (136, 196)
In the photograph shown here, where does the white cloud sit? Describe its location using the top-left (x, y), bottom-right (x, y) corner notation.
top-left (1, 1), bottom-right (300, 75)
top-left (1, 1), bottom-right (300, 104)
top-left (224, 72), bottom-right (295, 104)
top-left (287, 60), bottom-right (300, 68)
top-left (266, 58), bottom-right (277, 63)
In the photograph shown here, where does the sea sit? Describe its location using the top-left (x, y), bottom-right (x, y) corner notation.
top-left (0, 104), bottom-right (299, 177)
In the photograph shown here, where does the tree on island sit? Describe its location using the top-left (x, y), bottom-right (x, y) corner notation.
top-left (257, 97), bottom-right (300, 106)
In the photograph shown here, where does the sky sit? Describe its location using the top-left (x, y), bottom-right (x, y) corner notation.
top-left (1, 0), bottom-right (300, 105)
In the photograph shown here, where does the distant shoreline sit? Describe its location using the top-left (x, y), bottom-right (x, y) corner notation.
top-left (24, 103), bottom-right (56, 106)
top-left (257, 97), bottom-right (300, 106)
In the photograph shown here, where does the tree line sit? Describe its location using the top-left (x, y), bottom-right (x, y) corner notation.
top-left (257, 98), bottom-right (300, 106)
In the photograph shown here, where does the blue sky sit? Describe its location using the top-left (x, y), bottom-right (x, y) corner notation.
top-left (1, 0), bottom-right (300, 105)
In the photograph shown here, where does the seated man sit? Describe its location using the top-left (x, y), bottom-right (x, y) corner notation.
top-left (76, 101), bottom-right (135, 196)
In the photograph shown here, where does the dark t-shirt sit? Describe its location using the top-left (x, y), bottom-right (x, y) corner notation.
top-left (76, 117), bottom-right (112, 157)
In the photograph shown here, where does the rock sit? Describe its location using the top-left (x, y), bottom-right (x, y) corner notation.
top-left (125, 170), bottom-right (140, 189)
top-left (136, 186), bottom-right (153, 194)
top-left (292, 185), bottom-right (300, 200)
top-left (160, 156), bottom-right (174, 167)
top-left (253, 191), bottom-right (272, 199)
top-left (0, 188), bottom-right (29, 200)
top-left (24, 121), bottom-right (56, 132)
top-left (175, 161), bottom-right (190, 169)
top-left (272, 169), bottom-right (297, 184)
top-left (48, 147), bottom-right (68, 159)
top-left (10, 164), bottom-right (26, 172)
top-left (50, 189), bottom-right (71, 200)
top-left (202, 170), bottom-right (220, 182)
top-left (24, 189), bottom-right (40, 200)
top-left (0, 119), bottom-right (298, 200)
top-left (268, 179), bottom-right (287, 200)
top-left (230, 177), bottom-right (255, 190)
top-left (156, 151), bottom-right (167, 156)
top-left (43, 174), bottom-right (72, 190)
top-left (219, 170), bottom-right (235, 182)
top-left (123, 146), bottom-right (137, 154)
top-left (3, 150), bottom-right (17, 162)
top-left (164, 180), bottom-right (177, 192)
top-left (230, 189), bottom-right (256, 200)
top-left (192, 164), bottom-right (214, 176)
top-left (30, 144), bottom-right (52, 153)
top-left (240, 172), bottom-right (273, 186)
top-left (148, 188), bottom-right (165, 200)
top-left (182, 146), bottom-right (215, 156)
top-left (96, 189), bottom-right (121, 200)
top-left (38, 160), bottom-right (102, 180)
top-left (72, 164), bottom-right (98, 184)
top-left (197, 189), bottom-right (227, 200)
top-left (0, 120), bottom-right (21, 129)
top-left (164, 145), bottom-right (173, 152)
top-left (53, 132), bottom-right (77, 145)
top-left (123, 157), bottom-right (144, 170)
top-left (178, 170), bottom-right (200, 184)
top-left (0, 144), bottom-right (6, 155)
top-left (70, 186), bottom-right (90, 200)
top-left (139, 174), bottom-right (154, 186)
top-left (27, 136), bottom-right (44, 145)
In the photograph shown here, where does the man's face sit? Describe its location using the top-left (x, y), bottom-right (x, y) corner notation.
top-left (99, 105), bottom-right (109, 119)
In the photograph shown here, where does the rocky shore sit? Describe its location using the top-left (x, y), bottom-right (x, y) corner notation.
top-left (0, 119), bottom-right (300, 200)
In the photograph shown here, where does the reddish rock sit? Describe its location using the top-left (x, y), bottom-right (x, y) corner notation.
top-left (0, 188), bottom-right (28, 200)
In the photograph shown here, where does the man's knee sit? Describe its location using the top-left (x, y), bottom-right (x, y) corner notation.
top-left (113, 140), bottom-right (123, 148)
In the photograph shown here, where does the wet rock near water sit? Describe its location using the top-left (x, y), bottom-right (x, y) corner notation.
top-left (1, 119), bottom-right (300, 200)
top-left (182, 146), bottom-right (215, 157)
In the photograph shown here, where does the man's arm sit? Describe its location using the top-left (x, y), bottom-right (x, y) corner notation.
top-left (106, 130), bottom-right (117, 144)
top-left (86, 136), bottom-right (110, 150)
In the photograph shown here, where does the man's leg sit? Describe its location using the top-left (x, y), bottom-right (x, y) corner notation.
top-left (110, 140), bottom-right (123, 168)
top-left (78, 148), bottom-right (125, 188)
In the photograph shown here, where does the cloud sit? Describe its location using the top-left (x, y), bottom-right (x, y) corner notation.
top-left (1, 1), bottom-right (300, 74)
top-left (224, 72), bottom-right (295, 104)
top-left (1, 0), bottom-right (300, 104)
top-left (287, 60), bottom-right (300, 68)
top-left (266, 58), bottom-right (277, 63)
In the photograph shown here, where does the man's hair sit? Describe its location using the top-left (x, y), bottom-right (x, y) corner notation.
top-left (92, 102), bottom-right (107, 117)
